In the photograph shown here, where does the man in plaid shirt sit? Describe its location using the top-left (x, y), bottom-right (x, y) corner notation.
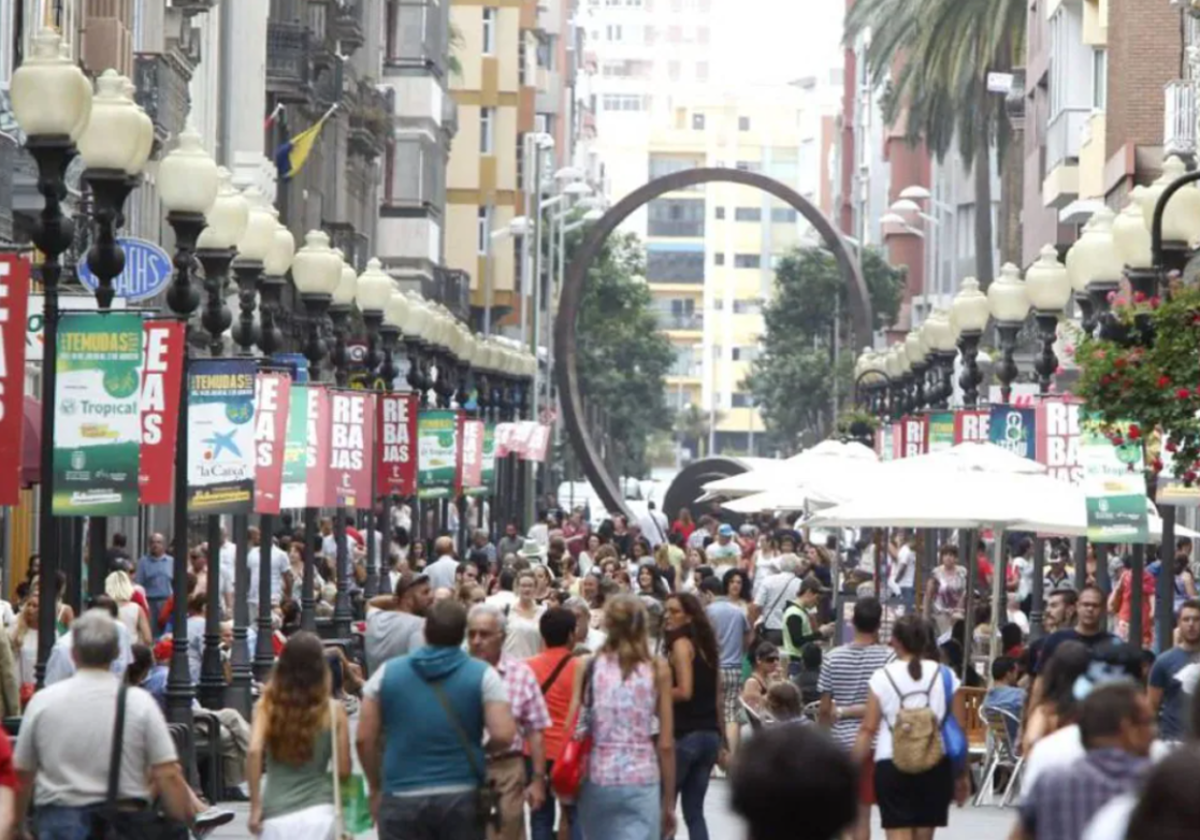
top-left (469, 603), bottom-right (551, 840)
top-left (1015, 681), bottom-right (1154, 840)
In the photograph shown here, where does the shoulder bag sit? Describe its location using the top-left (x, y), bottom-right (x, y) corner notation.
top-left (426, 679), bottom-right (502, 831)
top-left (90, 684), bottom-right (189, 840)
top-left (540, 651), bottom-right (574, 696)
top-left (939, 666), bottom-right (968, 773)
top-left (550, 656), bottom-right (597, 800)
top-left (754, 574), bottom-right (795, 647)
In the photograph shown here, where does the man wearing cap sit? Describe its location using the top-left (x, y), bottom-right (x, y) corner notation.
top-left (782, 578), bottom-right (834, 678)
top-left (366, 572), bottom-right (433, 672)
top-left (706, 524), bottom-right (742, 574)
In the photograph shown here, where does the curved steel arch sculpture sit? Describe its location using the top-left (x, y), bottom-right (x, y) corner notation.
top-left (555, 167), bottom-right (873, 518)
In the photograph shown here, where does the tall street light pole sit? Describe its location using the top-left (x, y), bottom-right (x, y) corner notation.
top-left (196, 168), bottom-right (247, 712)
top-left (328, 254), bottom-right (358, 639)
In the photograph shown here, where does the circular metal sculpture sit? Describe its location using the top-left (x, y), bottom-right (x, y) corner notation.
top-left (662, 456), bottom-right (755, 525)
top-left (556, 167), bottom-right (873, 519)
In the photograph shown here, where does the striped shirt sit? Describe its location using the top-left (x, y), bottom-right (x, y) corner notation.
top-left (816, 643), bottom-right (894, 749)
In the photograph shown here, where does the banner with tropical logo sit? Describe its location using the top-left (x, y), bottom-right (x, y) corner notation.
top-left (186, 358), bottom-right (257, 513)
top-left (51, 312), bottom-right (143, 515)
top-left (1081, 418), bottom-right (1149, 544)
top-left (417, 409), bottom-right (460, 499)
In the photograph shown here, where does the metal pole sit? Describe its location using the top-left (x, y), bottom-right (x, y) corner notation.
top-left (334, 509), bottom-right (351, 637)
top-left (1131, 543), bottom-right (1145, 648)
top-left (1029, 537), bottom-right (1046, 643)
top-left (88, 516), bottom-right (108, 600)
top-left (961, 529), bottom-right (978, 682)
top-left (198, 514), bottom-right (225, 710)
top-left (301, 507), bottom-right (318, 632)
top-left (1073, 536), bottom-right (1087, 591)
top-left (526, 145), bottom-right (545, 530)
top-left (227, 513), bottom-right (251, 718)
top-left (1159, 506), bottom-right (1177, 652)
top-left (253, 515), bottom-right (275, 682)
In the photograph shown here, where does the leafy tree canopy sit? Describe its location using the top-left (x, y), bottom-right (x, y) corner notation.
top-left (745, 246), bottom-right (905, 450)
top-left (570, 229), bottom-right (674, 477)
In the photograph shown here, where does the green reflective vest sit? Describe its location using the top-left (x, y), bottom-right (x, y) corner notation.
top-left (781, 601), bottom-right (814, 658)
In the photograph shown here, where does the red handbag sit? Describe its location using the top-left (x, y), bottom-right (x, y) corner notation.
top-left (550, 658), bottom-right (596, 800)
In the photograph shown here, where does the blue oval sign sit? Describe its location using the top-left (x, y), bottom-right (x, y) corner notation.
top-left (76, 237), bottom-right (173, 302)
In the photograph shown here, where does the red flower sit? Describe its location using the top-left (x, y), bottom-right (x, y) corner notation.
top-left (1168, 440), bottom-right (1179, 453)
top-left (1150, 296), bottom-right (1162, 308)
top-left (1110, 435), bottom-right (1124, 446)
top-left (1115, 296), bottom-right (1128, 307)
top-left (1134, 291), bottom-right (1146, 303)
top-left (1101, 374), bottom-right (1114, 386)
top-left (1115, 357), bottom-right (1128, 369)
top-left (1178, 388), bottom-right (1192, 400)
top-left (1186, 470), bottom-right (1198, 485)
top-left (1152, 458), bottom-right (1164, 472)
top-left (1160, 375), bottom-right (1173, 388)
top-left (1128, 425), bottom-right (1142, 440)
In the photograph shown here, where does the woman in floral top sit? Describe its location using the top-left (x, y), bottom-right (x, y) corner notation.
top-left (924, 545), bottom-right (967, 633)
top-left (568, 594), bottom-right (676, 839)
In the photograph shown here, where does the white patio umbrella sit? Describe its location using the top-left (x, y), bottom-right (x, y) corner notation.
top-left (880, 441), bottom-right (1048, 476)
top-left (1009, 494), bottom-right (1200, 540)
top-left (700, 440), bottom-right (880, 501)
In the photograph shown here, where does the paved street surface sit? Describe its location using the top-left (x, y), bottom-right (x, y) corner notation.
top-left (207, 781), bottom-right (1016, 838)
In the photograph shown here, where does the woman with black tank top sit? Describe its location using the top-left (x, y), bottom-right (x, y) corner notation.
top-left (664, 592), bottom-right (725, 840)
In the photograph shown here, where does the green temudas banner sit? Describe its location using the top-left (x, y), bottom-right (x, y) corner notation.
top-left (52, 312), bottom-right (143, 515)
top-left (1081, 418), bottom-right (1149, 544)
top-left (417, 409), bottom-right (458, 499)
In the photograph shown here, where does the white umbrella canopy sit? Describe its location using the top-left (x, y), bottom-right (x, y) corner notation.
top-left (881, 441), bottom-right (1048, 476)
top-left (806, 470), bottom-right (1069, 530)
top-left (700, 441), bottom-right (880, 500)
top-left (1008, 494), bottom-right (1200, 540)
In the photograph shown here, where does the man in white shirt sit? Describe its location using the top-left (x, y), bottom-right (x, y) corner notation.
top-left (888, 534), bottom-right (917, 611)
top-left (247, 526), bottom-right (291, 610)
top-left (45, 598), bottom-right (134, 686)
top-left (424, 535), bottom-right (460, 592)
top-left (706, 524), bottom-right (742, 573)
top-left (752, 554), bottom-right (803, 645)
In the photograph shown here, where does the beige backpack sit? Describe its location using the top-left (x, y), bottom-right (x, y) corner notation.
top-left (882, 665), bottom-right (944, 774)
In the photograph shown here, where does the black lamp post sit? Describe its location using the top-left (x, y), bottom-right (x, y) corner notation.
top-left (155, 123), bottom-right (221, 726)
top-left (328, 254), bottom-right (357, 639)
top-left (951, 277), bottom-right (990, 409)
top-left (194, 169), bottom-right (244, 713)
top-left (987, 263), bottom-right (1032, 406)
top-left (291, 230), bottom-right (342, 632)
top-left (354, 258), bottom-right (395, 600)
top-left (252, 216), bottom-right (294, 682)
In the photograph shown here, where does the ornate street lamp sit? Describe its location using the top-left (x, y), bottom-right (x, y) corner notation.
top-left (904, 331), bottom-right (928, 411)
top-left (355, 258), bottom-right (395, 600)
top-left (987, 262), bottom-right (1031, 404)
top-left (1025, 246), bottom-right (1071, 396)
top-left (253, 217), bottom-right (295, 683)
top-left (195, 169), bottom-right (248, 712)
top-left (156, 125), bottom-right (219, 724)
top-left (884, 346), bottom-right (904, 419)
top-left (11, 28), bottom-right (94, 687)
top-left (951, 278), bottom-right (990, 407)
top-left (1066, 208), bottom-right (1120, 335)
top-left (291, 230), bottom-right (343, 630)
top-left (924, 310), bottom-right (957, 409)
top-left (327, 252), bottom-right (358, 637)
top-left (224, 184), bottom-right (275, 718)
top-left (77, 69), bottom-right (154, 309)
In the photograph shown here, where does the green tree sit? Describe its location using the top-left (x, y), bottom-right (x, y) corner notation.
top-left (846, 0), bottom-right (1025, 289)
top-left (570, 229), bottom-right (674, 478)
top-left (744, 246), bottom-right (905, 448)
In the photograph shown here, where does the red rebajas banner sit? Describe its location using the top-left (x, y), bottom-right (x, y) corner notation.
top-left (306, 386), bottom-right (331, 506)
top-left (323, 390), bottom-right (374, 509)
top-left (0, 255), bottom-right (29, 506)
top-left (138, 321), bottom-right (185, 505)
top-left (253, 372), bottom-right (291, 513)
top-left (525, 423), bottom-right (551, 462)
top-left (377, 393), bottom-right (418, 496)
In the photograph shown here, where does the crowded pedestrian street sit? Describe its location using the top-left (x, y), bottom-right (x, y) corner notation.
top-left (5, 0), bottom-right (1200, 839)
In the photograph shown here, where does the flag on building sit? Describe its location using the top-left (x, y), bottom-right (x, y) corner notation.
top-left (264, 102), bottom-right (285, 132)
top-left (274, 104), bottom-right (338, 181)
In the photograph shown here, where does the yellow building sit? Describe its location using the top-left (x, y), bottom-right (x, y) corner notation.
top-left (632, 93), bottom-right (816, 456)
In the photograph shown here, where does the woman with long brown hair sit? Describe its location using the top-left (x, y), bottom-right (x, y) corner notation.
top-left (570, 594), bottom-right (676, 840)
top-left (663, 592), bottom-right (725, 840)
top-left (247, 632), bottom-right (351, 839)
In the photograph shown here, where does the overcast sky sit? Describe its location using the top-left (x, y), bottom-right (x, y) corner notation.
top-left (713, 0), bottom-right (844, 87)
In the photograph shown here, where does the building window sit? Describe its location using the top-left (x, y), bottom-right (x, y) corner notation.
top-left (738, 116), bottom-right (751, 131)
top-left (477, 206), bottom-right (490, 255)
top-left (480, 107), bottom-right (495, 153)
top-left (771, 207), bottom-right (798, 223)
top-left (714, 206), bottom-right (725, 219)
top-left (735, 160), bottom-right (761, 172)
top-left (734, 207), bottom-right (762, 222)
top-left (731, 392), bottom-right (754, 408)
top-left (1092, 48), bottom-right (1107, 110)
top-left (602, 94), bottom-right (647, 111)
top-left (733, 299), bottom-right (763, 313)
top-left (714, 253), bottom-right (725, 266)
top-left (733, 254), bottom-right (761, 269)
top-left (731, 346), bottom-right (759, 362)
top-left (646, 246), bottom-right (705, 282)
top-left (692, 113), bottom-right (705, 130)
top-left (647, 198), bottom-right (706, 237)
top-left (606, 24), bottom-right (623, 41)
top-left (482, 7), bottom-right (496, 55)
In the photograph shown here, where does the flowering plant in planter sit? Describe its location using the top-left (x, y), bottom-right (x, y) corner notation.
top-left (1074, 278), bottom-right (1200, 484)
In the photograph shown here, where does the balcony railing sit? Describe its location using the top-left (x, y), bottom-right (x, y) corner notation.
top-left (1044, 107), bottom-right (1090, 171)
top-left (1165, 80), bottom-right (1196, 158)
top-left (656, 313), bottom-right (704, 331)
top-left (267, 21), bottom-right (312, 101)
top-left (667, 363), bottom-right (703, 378)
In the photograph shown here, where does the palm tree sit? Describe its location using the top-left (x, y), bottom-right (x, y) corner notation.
top-left (846, 0), bottom-right (1026, 289)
